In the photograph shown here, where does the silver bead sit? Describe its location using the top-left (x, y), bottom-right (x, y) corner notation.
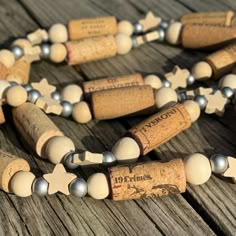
top-left (187, 74), bottom-right (195, 86)
top-left (32, 177), bottom-right (48, 197)
top-left (9, 81), bottom-right (18, 86)
top-left (194, 95), bottom-right (207, 110)
top-left (157, 28), bottom-right (165, 42)
top-left (63, 152), bottom-right (79, 169)
top-left (210, 154), bottom-right (228, 174)
top-left (162, 80), bottom-right (171, 88)
top-left (11, 45), bottom-right (24, 59)
top-left (131, 36), bottom-right (139, 48)
top-left (178, 91), bottom-right (187, 102)
top-left (40, 43), bottom-right (51, 59)
top-left (28, 89), bottom-right (41, 103)
top-left (51, 91), bottom-right (61, 101)
top-left (103, 151), bottom-right (116, 166)
top-left (134, 22), bottom-right (143, 33)
top-left (221, 87), bottom-right (234, 98)
top-left (23, 84), bottom-right (33, 92)
top-left (69, 178), bottom-right (87, 197)
top-left (60, 101), bottom-right (73, 117)
top-left (160, 20), bottom-right (169, 29)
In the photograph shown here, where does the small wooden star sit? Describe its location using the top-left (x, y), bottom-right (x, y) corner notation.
top-left (27, 29), bottom-right (48, 45)
top-left (205, 91), bottom-right (228, 116)
top-left (43, 164), bottom-right (76, 195)
top-left (165, 66), bottom-right (190, 89)
top-left (36, 96), bottom-right (63, 115)
top-left (31, 78), bottom-right (56, 97)
top-left (138, 11), bottom-right (161, 32)
top-left (24, 46), bottom-right (41, 63)
top-left (222, 156), bottom-right (236, 183)
top-left (136, 31), bottom-right (160, 46)
top-left (73, 151), bottom-right (103, 165)
top-left (195, 87), bottom-right (213, 96)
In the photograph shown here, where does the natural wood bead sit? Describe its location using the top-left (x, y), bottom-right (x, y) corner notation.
top-left (87, 173), bottom-right (109, 199)
top-left (155, 87), bottom-right (177, 109)
top-left (183, 100), bottom-right (200, 122)
top-left (115, 33), bottom-right (132, 55)
top-left (117, 20), bottom-right (134, 36)
top-left (165, 22), bottom-right (182, 45)
top-left (0, 62), bottom-right (8, 80)
top-left (45, 136), bottom-right (75, 164)
top-left (72, 101), bottom-right (92, 124)
top-left (61, 84), bottom-right (83, 104)
top-left (219, 74), bottom-right (236, 89)
top-left (6, 74), bottom-right (23, 84)
top-left (144, 75), bottom-right (162, 89)
top-left (12, 39), bottom-right (32, 49)
top-left (10, 171), bottom-right (35, 197)
top-left (49, 23), bottom-right (68, 43)
top-left (0, 80), bottom-right (10, 98)
top-left (50, 43), bottom-right (67, 63)
top-left (6, 85), bottom-right (27, 107)
top-left (0, 50), bottom-right (15, 68)
top-left (184, 153), bottom-right (211, 185)
top-left (191, 61), bottom-right (212, 81)
top-left (112, 137), bottom-right (140, 163)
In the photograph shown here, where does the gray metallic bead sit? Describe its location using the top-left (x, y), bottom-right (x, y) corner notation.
top-left (11, 45), bottom-right (24, 59)
top-left (194, 95), bottom-right (208, 110)
top-left (162, 80), bottom-right (171, 88)
top-left (178, 91), bottom-right (187, 102)
top-left (221, 87), bottom-right (234, 98)
top-left (157, 28), bottom-right (165, 42)
top-left (40, 43), bottom-right (51, 59)
top-left (210, 154), bottom-right (228, 174)
top-left (23, 84), bottom-right (33, 92)
top-left (103, 151), bottom-right (116, 166)
top-left (131, 37), bottom-right (139, 48)
top-left (63, 152), bottom-right (79, 169)
top-left (32, 177), bottom-right (48, 197)
top-left (9, 81), bottom-right (18, 86)
top-left (187, 74), bottom-right (195, 86)
top-left (134, 22), bottom-right (143, 33)
top-left (28, 89), bottom-right (41, 103)
top-left (60, 101), bottom-right (73, 117)
top-left (160, 20), bottom-right (169, 30)
top-left (51, 91), bottom-right (61, 101)
top-left (69, 178), bottom-right (87, 197)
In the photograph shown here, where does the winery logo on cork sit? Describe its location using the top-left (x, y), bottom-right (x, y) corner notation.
top-left (114, 174), bottom-right (152, 184)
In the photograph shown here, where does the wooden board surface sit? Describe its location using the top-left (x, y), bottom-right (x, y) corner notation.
top-left (0, 0), bottom-right (235, 235)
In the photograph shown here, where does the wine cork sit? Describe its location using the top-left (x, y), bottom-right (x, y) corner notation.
top-left (83, 73), bottom-right (144, 100)
top-left (91, 85), bottom-right (156, 120)
top-left (126, 103), bottom-right (191, 155)
top-left (109, 159), bottom-right (186, 201)
top-left (180, 11), bottom-right (234, 26)
top-left (181, 24), bottom-right (236, 50)
top-left (66, 35), bottom-right (117, 65)
top-left (205, 42), bottom-right (236, 79)
top-left (68, 16), bottom-right (117, 40)
top-left (0, 150), bottom-right (30, 192)
top-left (12, 103), bottom-right (63, 157)
top-left (0, 62), bottom-right (8, 80)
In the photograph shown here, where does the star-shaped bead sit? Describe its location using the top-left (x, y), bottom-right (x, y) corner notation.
top-left (165, 66), bottom-right (190, 89)
top-left (222, 156), bottom-right (236, 183)
top-left (31, 78), bottom-right (56, 97)
top-left (36, 96), bottom-right (63, 115)
top-left (195, 87), bottom-right (213, 96)
top-left (43, 164), bottom-right (76, 195)
top-left (138, 11), bottom-right (161, 32)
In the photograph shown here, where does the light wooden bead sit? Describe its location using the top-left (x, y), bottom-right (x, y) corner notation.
top-left (144, 75), bottom-right (162, 89)
top-left (0, 50), bottom-right (15, 68)
top-left (166, 22), bottom-right (182, 45)
top-left (87, 173), bottom-right (109, 199)
top-left (191, 61), bottom-right (213, 81)
top-left (50, 43), bottom-right (67, 63)
top-left (72, 101), bottom-right (92, 124)
top-left (115, 33), bottom-right (132, 55)
top-left (49, 23), bottom-right (68, 43)
top-left (0, 80), bottom-right (10, 98)
top-left (155, 87), bottom-right (177, 109)
top-left (219, 74), bottom-right (236, 89)
top-left (184, 153), bottom-right (211, 185)
top-left (183, 100), bottom-right (200, 122)
top-left (13, 39), bottom-right (32, 49)
top-left (6, 74), bottom-right (23, 84)
top-left (6, 85), bottom-right (27, 107)
top-left (118, 20), bottom-right (134, 36)
top-left (112, 137), bottom-right (140, 163)
top-left (10, 171), bottom-right (35, 197)
top-left (45, 136), bottom-right (75, 164)
top-left (61, 84), bottom-right (83, 104)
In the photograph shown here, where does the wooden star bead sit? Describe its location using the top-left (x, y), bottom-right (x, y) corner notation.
top-left (186, 90), bottom-right (195, 98)
top-left (24, 46), bottom-right (41, 62)
top-left (138, 11), bottom-right (161, 32)
top-left (73, 151), bottom-right (103, 165)
top-left (195, 87), bottom-right (213, 96)
top-left (135, 31), bottom-right (161, 46)
top-left (222, 156), bottom-right (236, 183)
top-left (36, 96), bottom-right (63, 115)
top-left (43, 164), bottom-right (76, 195)
top-left (31, 78), bottom-right (56, 97)
top-left (165, 66), bottom-right (190, 90)
top-left (27, 29), bottom-right (48, 45)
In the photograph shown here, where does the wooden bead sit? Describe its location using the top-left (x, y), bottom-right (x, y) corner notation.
top-left (6, 74), bottom-right (23, 84)
top-left (49, 24), bottom-right (68, 43)
top-left (0, 80), bottom-right (10, 98)
top-left (183, 100), bottom-right (200, 122)
top-left (184, 153), bottom-right (211, 185)
top-left (72, 101), bottom-right (92, 124)
top-left (117, 20), bottom-right (134, 36)
top-left (112, 137), bottom-right (140, 163)
top-left (0, 62), bottom-right (8, 80)
top-left (144, 75), bottom-right (162, 89)
top-left (219, 74), bottom-right (236, 89)
top-left (50, 43), bottom-right (67, 63)
top-left (6, 85), bottom-right (27, 107)
top-left (45, 136), bottom-right (75, 164)
top-left (191, 61), bottom-right (212, 81)
top-left (87, 173), bottom-right (109, 199)
top-left (115, 33), bottom-right (132, 55)
top-left (155, 87), bottom-right (177, 109)
top-left (61, 84), bottom-right (83, 104)
top-left (10, 171), bottom-right (35, 197)
top-left (165, 22), bottom-right (182, 45)
top-left (0, 50), bottom-right (15, 68)
top-left (12, 39), bottom-right (32, 49)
